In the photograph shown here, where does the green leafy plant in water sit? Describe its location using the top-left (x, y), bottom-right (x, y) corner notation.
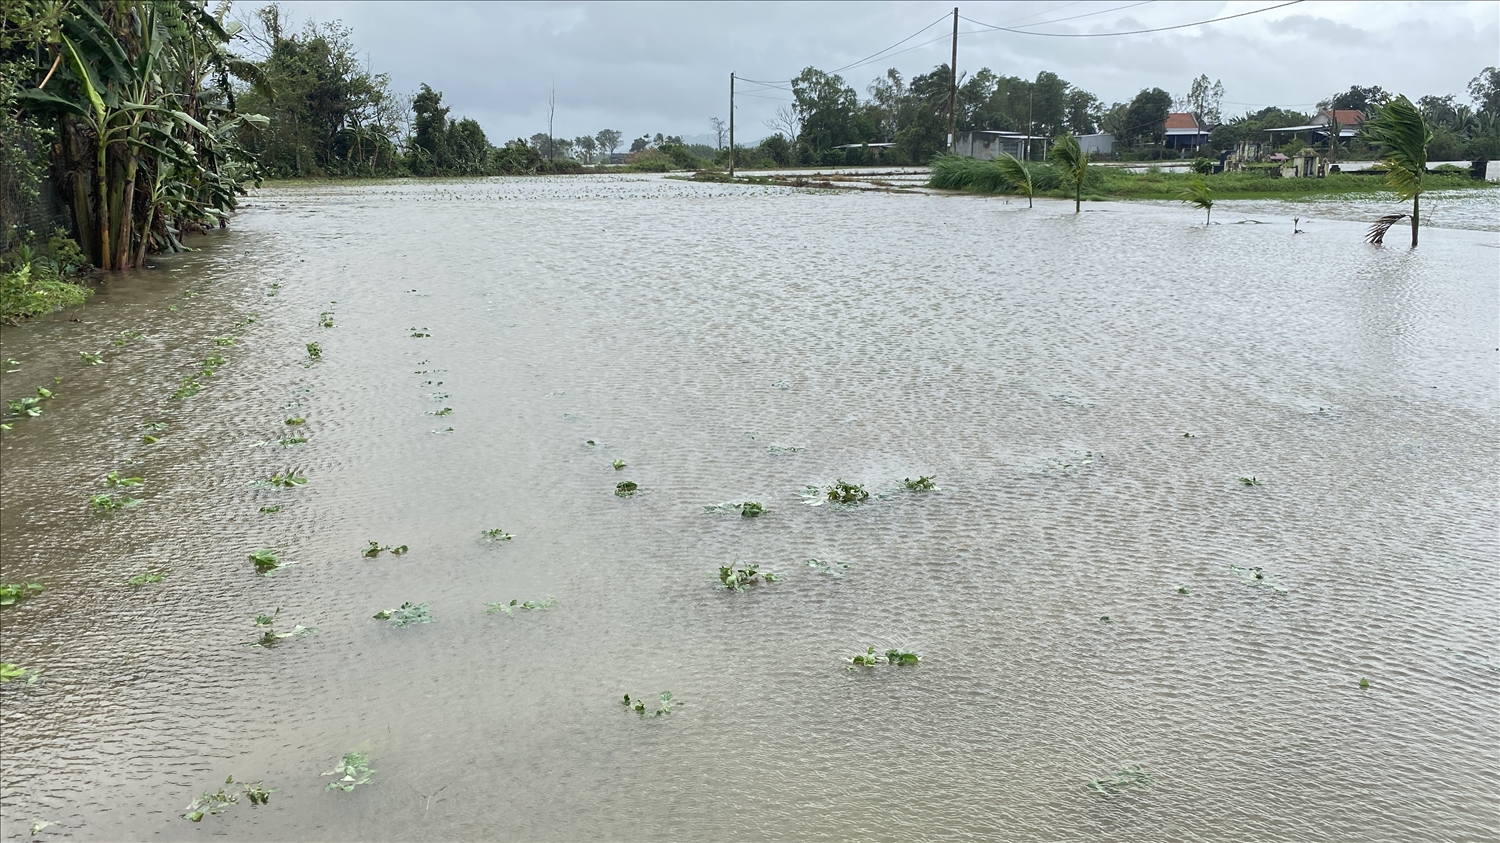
top-left (183, 777), bottom-right (238, 821)
top-left (1230, 565), bottom-right (1287, 593)
top-left (242, 781), bottom-right (276, 806)
top-left (903, 475), bottom-right (937, 491)
top-left (200, 353), bottom-right (226, 375)
top-left (171, 377), bottom-right (201, 399)
top-left (826, 480), bottom-right (869, 504)
top-left (481, 528), bottom-right (513, 540)
top-left (702, 501), bottom-right (766, 516)
top-left (285, 416), bottom-right (306, 426)
top-left (260, 505), bottom-right (281, 514)
top-left (267, 283), bottom-right (280, 296)
top-left (612, 459), bottom-right (627, 470)
top-left (1358, 677), bottom-right (1370, 689)
top-left (79, 350), bottom-right (102, 365)
top-left (362, 541), bottom-right (409, 558)
top-left (306, 342), bottom-right (322, 361)
top-left (7, 387), bottom-right (52, 419)
top-left (621, 691), bottom-right (676, 716)
top-left (615, 480), bottom-right (639, 497)
top-left (0, 583), bottom-right (45, 606)
top-left (104, 470), bottom-right (143, 487)
top-left (142, 421), bottom-right (168, 431)
top-left (266, 470), bottom-right (308, 488)
top-left (373, 602), bottom-right (433, 627)
top-left (245, 608), bottom-right (318, 647)
top-left (236, 314), bottom-right (259, 328)
top-left (248, 548), bottom-right (294, 577)
top-left (847, 646), bottom-right (920, 667)
top-left (323, 751), bottom-right (376, 792)
top-left (1239, 476), bottom-right (1262, 486)
top-left (29, 820), bottom-right (52, 835)
top-left (112, 330), bottom-right (144, 346)
top-left (717, 563), bottom-right (783, 591)
top-left (126, 572), bottom-right (165, 587)
top-left (89, 493), bottom-right (142, 510)
top-left (805, 558), bottom-right (849, 577)
top-left (1088, 766), bottom-right (1152, 796)
top-left (429, 407), bottom-right (452, 416)
top-left (279, 436), bottom-right (308, 446)
top-left (0, 663), bottom-right (41, 684)
top-left (319, 311), bottom-right (335, 328)
top-left (1177, 585), bottom-right (1191, 595)
top-left (211, 335), bottom-right (237, 347)
top-left (485, 596), bottom-right (557, 615)
top-left (410, 328), bottom-right (430, 337)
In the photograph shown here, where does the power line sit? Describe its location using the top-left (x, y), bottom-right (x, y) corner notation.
top-left (961, 0), bottom-right (1304, 37)
top-left (1007, 0), bottom-right (1157, 30)
top-left (828, 11), bottom-right (954, 75)
top-left (999, 1), bottom-right (1089, 27)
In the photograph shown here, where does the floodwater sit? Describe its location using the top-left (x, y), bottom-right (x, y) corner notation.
top-left (1, 175), bottom-right (1497, 842)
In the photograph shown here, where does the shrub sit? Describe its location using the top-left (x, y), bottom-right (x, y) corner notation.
top-left (1191, 157), bottom-right (1214, 175)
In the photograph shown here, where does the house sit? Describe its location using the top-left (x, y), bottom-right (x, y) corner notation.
top-left (953, 130), bottom-right (1047, 161)
top-left (1077, 133), bottom-right (1115, 156)
top-left (1264, 110), bottom-right (1365, 145)
top-left (1164, 113), bottom-right (1213, 152)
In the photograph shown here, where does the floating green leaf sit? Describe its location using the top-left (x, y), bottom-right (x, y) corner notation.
top-left (211, 335), bottom-right (237, 347)
top-left (183, 778), bottom-right (238, 821)
top-left (319, 311), bottom-right (335, 328)
top-left (306, 342), bottom-right (322, 361)
top-left (805, 558), bottom-right (848, 577)
top-left (0, 663), bottom-right (41, 684)
top-left (902, 475), bottom-right (937, 491)
top-left (285, 416), bottom-right (306, 426)
top-left (323, 751), bottom-right (375, 792)
top-left (362, 541), bottom-right (408, 558)
top-left (615, 480), bottom-right (639, 497)
top-left (621, 691), bottom-right (676, 717)
top-left (266, 470), bottom-right (307, 488)
top-left (481, 528), bottom-right (513, 541)
top-left (717, 563), bottom-right (783, 591)
top-left (79, 350), bottom-right (102, 365)
top-left (171, 377), bottom-right (201, 399)
top-left (279, 437), bottom-right (307, 446)
top-left (259, 505), bottom-right (281, 514)
top-left (247, 548), bottom-right (294, 576)
top-left (1230, 564), bottom-right (1287, 593)
top-left (1359, 677), bottom-right (1370, 689)
top-left (1239, 476), bottom-right (1262, 486)
top-left (825, 480), bottom-right (869, 504)
top-left (104, 470), bottom-right (143, 487)
top-left (126, 572), bottom-right (165, 587)
top-left (0, 583), bottom-right (45, 606)
top-left (612, 459), bottom-right (627, 470)
top-left (846, 646), bottom-right (919, 668)
top-left (373, 601), bottom-right (432, 627)
top-left (485, 596), bottom-right (557, 616)
top-left (89, 493), bottom-right (142, 510)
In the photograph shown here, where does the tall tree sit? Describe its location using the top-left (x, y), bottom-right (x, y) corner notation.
top-left (791, 66), bottom-right (858, 152)
top-left (1065, 88), bottom-right (1101, 135)
top-left (1362, 94), bottom-right (1431, 248)
top-left (595, 129), bottom-right (622, 159)
top-left (1122, 88), bottom-right (1172, 148)
top-left (1467, 67), bottom-right (1499, 115)
top-left (410, 84), bottom-right (450, 175)
top-left (1184, 74), bottom-right (1225, 123)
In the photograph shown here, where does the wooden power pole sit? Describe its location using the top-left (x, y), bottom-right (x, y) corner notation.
top-left (947, 7), bottom-right (958, 154)
top-left (729, 72), bottom-right (735, 178)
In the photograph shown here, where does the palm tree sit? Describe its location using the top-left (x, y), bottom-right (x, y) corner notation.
top-left (995, 153), bottom-right (1034, 208)
top-left (1179, 176), bottom-right (1214, 225)
top-left (1361, 94), bottom-right (1431, 247)
top-left (1047, 133), bottom-right (1089, 213)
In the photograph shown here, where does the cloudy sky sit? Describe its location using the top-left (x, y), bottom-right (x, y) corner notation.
top-left (264, 1), bottom-right (1499, 145)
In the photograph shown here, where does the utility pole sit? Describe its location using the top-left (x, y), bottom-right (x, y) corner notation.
top-left (1026, 89), bottom-right (1034, 160)
top-left (947, 7), bottom-right (958, 155)
top-left (729, 72), bottom-right (735, 178)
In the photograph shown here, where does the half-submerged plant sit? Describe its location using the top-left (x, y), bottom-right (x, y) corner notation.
top-left (847, 646), bottom-right (920, 668)
top-left (260, 505), bottom-right (281, 514)
top-left (621, 691), bottom-right (675, 716)
top-left (903, 475), bottom-right (936, 491)
top-left (1088, 766), bottom-right (1152, 796)
top-left (826, 480), bottom-right (869, 504)
top-left (89, 493), bottom-right (142, 511)
top-left (319, 311), bottom-right (335, 328)
top-left (279, 437), bottom-right (308, 446)
top-left (105, 470), bottom-right (143, 487)
top-left (211, 335), bottom-right (237, 347)
top-left (245, 608), bottom-right (318, 647)
top-left (485, 597), bottom-right (558, 616)
top-left (612, 459), bottom-right (627, 470)
top-left (481, 528), bottom-right (513, 540)
top-left (126, 572), bottom-right (166, 587)
top-left (1179, 176), bottom-right (1214, 225)
top-left (183, 777), bottom-right (238, 821)
top-left (362, 541), bottom-right (408, 558)
top-left (615, 480), bottom-right (639, 497)
top-left (0, 583), bottom-right (45, 606)
top-left (1238, 476), bottom-right (1262, 486)
top-left (995, 152), bottom-right (1035, 207)
top-left (248, 548), bottom-right (294, 576)
top-left (79, 350), bottom-right (103, 365)
top-left (1230, 564), bottom-right (1287, 593)
top-left (1362, 94), bottom-right (1430, 247)
top-left (285, 416), bottom-right (306, 426)
top-left (373, 602), bottom-right (433, 627)
top-left (1048, 132), bottom-right (1090, 213)
top-left (717, 564), bottom-right (783, 591)
top-left (0, 663), bottom-right (41, 684)
top-left (267, 470), bottom-right (308, 488)
top-left (306, 342), bottom-right (322, 361)
top-left (805, 558), bottom-right (849, 577)
top-left (323, 752), bottom-right (374, 792)
top-left (703, 501), bottom-right (766, 516)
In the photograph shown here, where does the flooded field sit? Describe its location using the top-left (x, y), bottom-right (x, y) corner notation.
top-left (1, 175), bottom-right (1497, 842)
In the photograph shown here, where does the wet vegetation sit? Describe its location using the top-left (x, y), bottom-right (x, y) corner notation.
top-left (824, 480), bottom-right (869, 504)
top-left (126, 572), bottom-right (165, 587)
top-left (903, 475), bottom-right (937, 491)
top-left (323, 752), bottom-right (374, 792)
top-left (614, 480), bottom-right (639, 497)
top-left (247, 548), bottom-right (293, 576)
top-left (0, 583), bottom-right (45, 606)
top-left (1, 663), bottom-right (42, 684)
top-left (717, 564), bottom-right (783, 591)
top-left (847, 646), bottom-right (920, 667)
top-left (373, 602), bottom-right (433, 627)
top-left (245, 609), bottom-right (318, 647)
top-left (805, 558), bottom-right (849, 577)
top-left (362, 541), bottom-right (408, 558)
top-left (621, 691), bottom-right (675, 717)
top-left (481, 528), bottom-right (513, 541)
top-left (485, 597), bottom-right (557, 616)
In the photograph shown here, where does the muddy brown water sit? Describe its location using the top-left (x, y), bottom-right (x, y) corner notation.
top-left (1, 175), bottom-right (1497, 842)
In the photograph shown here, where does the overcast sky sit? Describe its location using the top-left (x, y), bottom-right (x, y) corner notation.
top-left (263, 1), bottom-right (1499, 145)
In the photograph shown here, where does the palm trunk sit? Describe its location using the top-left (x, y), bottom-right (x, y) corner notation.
top-left (1075, 181), bottom-right (1081, 213)
top-left (1410, 194), bottom-right (1419, 248)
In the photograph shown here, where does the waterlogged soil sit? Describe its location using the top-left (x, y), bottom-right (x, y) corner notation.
top-left (1, 175), bottom-right (1497, 842)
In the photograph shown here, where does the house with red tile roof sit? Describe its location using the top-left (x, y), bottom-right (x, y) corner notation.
top-left (1164, 113), bottom-right (1214, 152)
top-left (1265, 109), bottom-right (1366, 143)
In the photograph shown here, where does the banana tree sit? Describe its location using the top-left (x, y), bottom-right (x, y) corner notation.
top-left (1362, 95), bottom-right (1431, 248)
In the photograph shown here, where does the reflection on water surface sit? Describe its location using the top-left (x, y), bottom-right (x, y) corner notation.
top-left (1, 175), bottom-right (1496, 842)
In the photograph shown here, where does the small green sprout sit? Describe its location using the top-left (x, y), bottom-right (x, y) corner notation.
top-left (211, 335), bottom-right (237, 347)
top-left (621, 691), bottom-right (676, 716)
top-left (903, 475), bottom-right (936, 491)
top-left (79, 350), bottom-right (103, 365)
top-left (481, 528), bottom-right (513, 540)
top-left (615, 480), bottom-right (639, 497)
top-left (171, 377), bottom-right (201, 399)
top-left (1359, 677), bottom-right (1370, 689)
top-left (0, 583), bottom-right (45, 606)
top-left (0, 663), bottom-right (41, 684)
top-left (267, 470), bottom-right (307, 488)
top-left (104, 470), bottom-right (143, 487)
top-left (126, 572), bottom-right (165, 587)
top-left (260, 505), bottom-right (281, 513)
top-left (1239, 476), bottom-right (1262, 486)
top-left (323, 752), bottom-right (374, 792)
top-left (717, 564), bottom-right (783, 591)
top-left (247, 548), bottom-right (294, 576)
top-left (612, 459), bottom-right (627, 470)
top-left (306, 342), bottom-right (322, 361)
top-left (373, 602), bottom-right (433, 627)
top-left (319, 311), bottom-right (335, 328)
top-left (183, 778), bottom-right (238, 821)
top-left (89, 493), bottom-right (142, 510)
top-left (485, 596), bottom-right (558, 615)
top-left (285, 416), bottom-right (306, 426)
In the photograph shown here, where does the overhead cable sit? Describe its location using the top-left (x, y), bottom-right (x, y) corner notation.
top-left (961, 0), bottom-right (1304, 37)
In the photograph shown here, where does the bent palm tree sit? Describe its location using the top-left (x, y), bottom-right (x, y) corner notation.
top-left (1362, 94), bottom-right (1431, 247)
top-left (1179, 177), bottom-right (1214, 225)
top-left (995, 153), bottom-right (1034, 208)
top-left (1048, 133), bottom-right (1089, 213)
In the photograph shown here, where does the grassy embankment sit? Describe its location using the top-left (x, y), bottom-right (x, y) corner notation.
top-left (1, 234), bottom-right (93, 324)
top-left (929, 155), bottom-right (1493, 201)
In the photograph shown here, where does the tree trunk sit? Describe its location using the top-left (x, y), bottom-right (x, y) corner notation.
top-left (1410, 193), bottom-right (1419, 248)
top-left (1075, 180), bottom-right (1081, 213)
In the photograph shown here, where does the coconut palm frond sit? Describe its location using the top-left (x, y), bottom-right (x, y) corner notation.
top-left (1366, 213), bottom-right (1408, 245)
top-left (1048, 134), bottom-right (1083, 179)
top-left (1363, 95), bottom-right (1431, 201)
top-left (1179, 176), bottom-right (1214, 225)
top-left (995, 153), bottom-right (1034, 206)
